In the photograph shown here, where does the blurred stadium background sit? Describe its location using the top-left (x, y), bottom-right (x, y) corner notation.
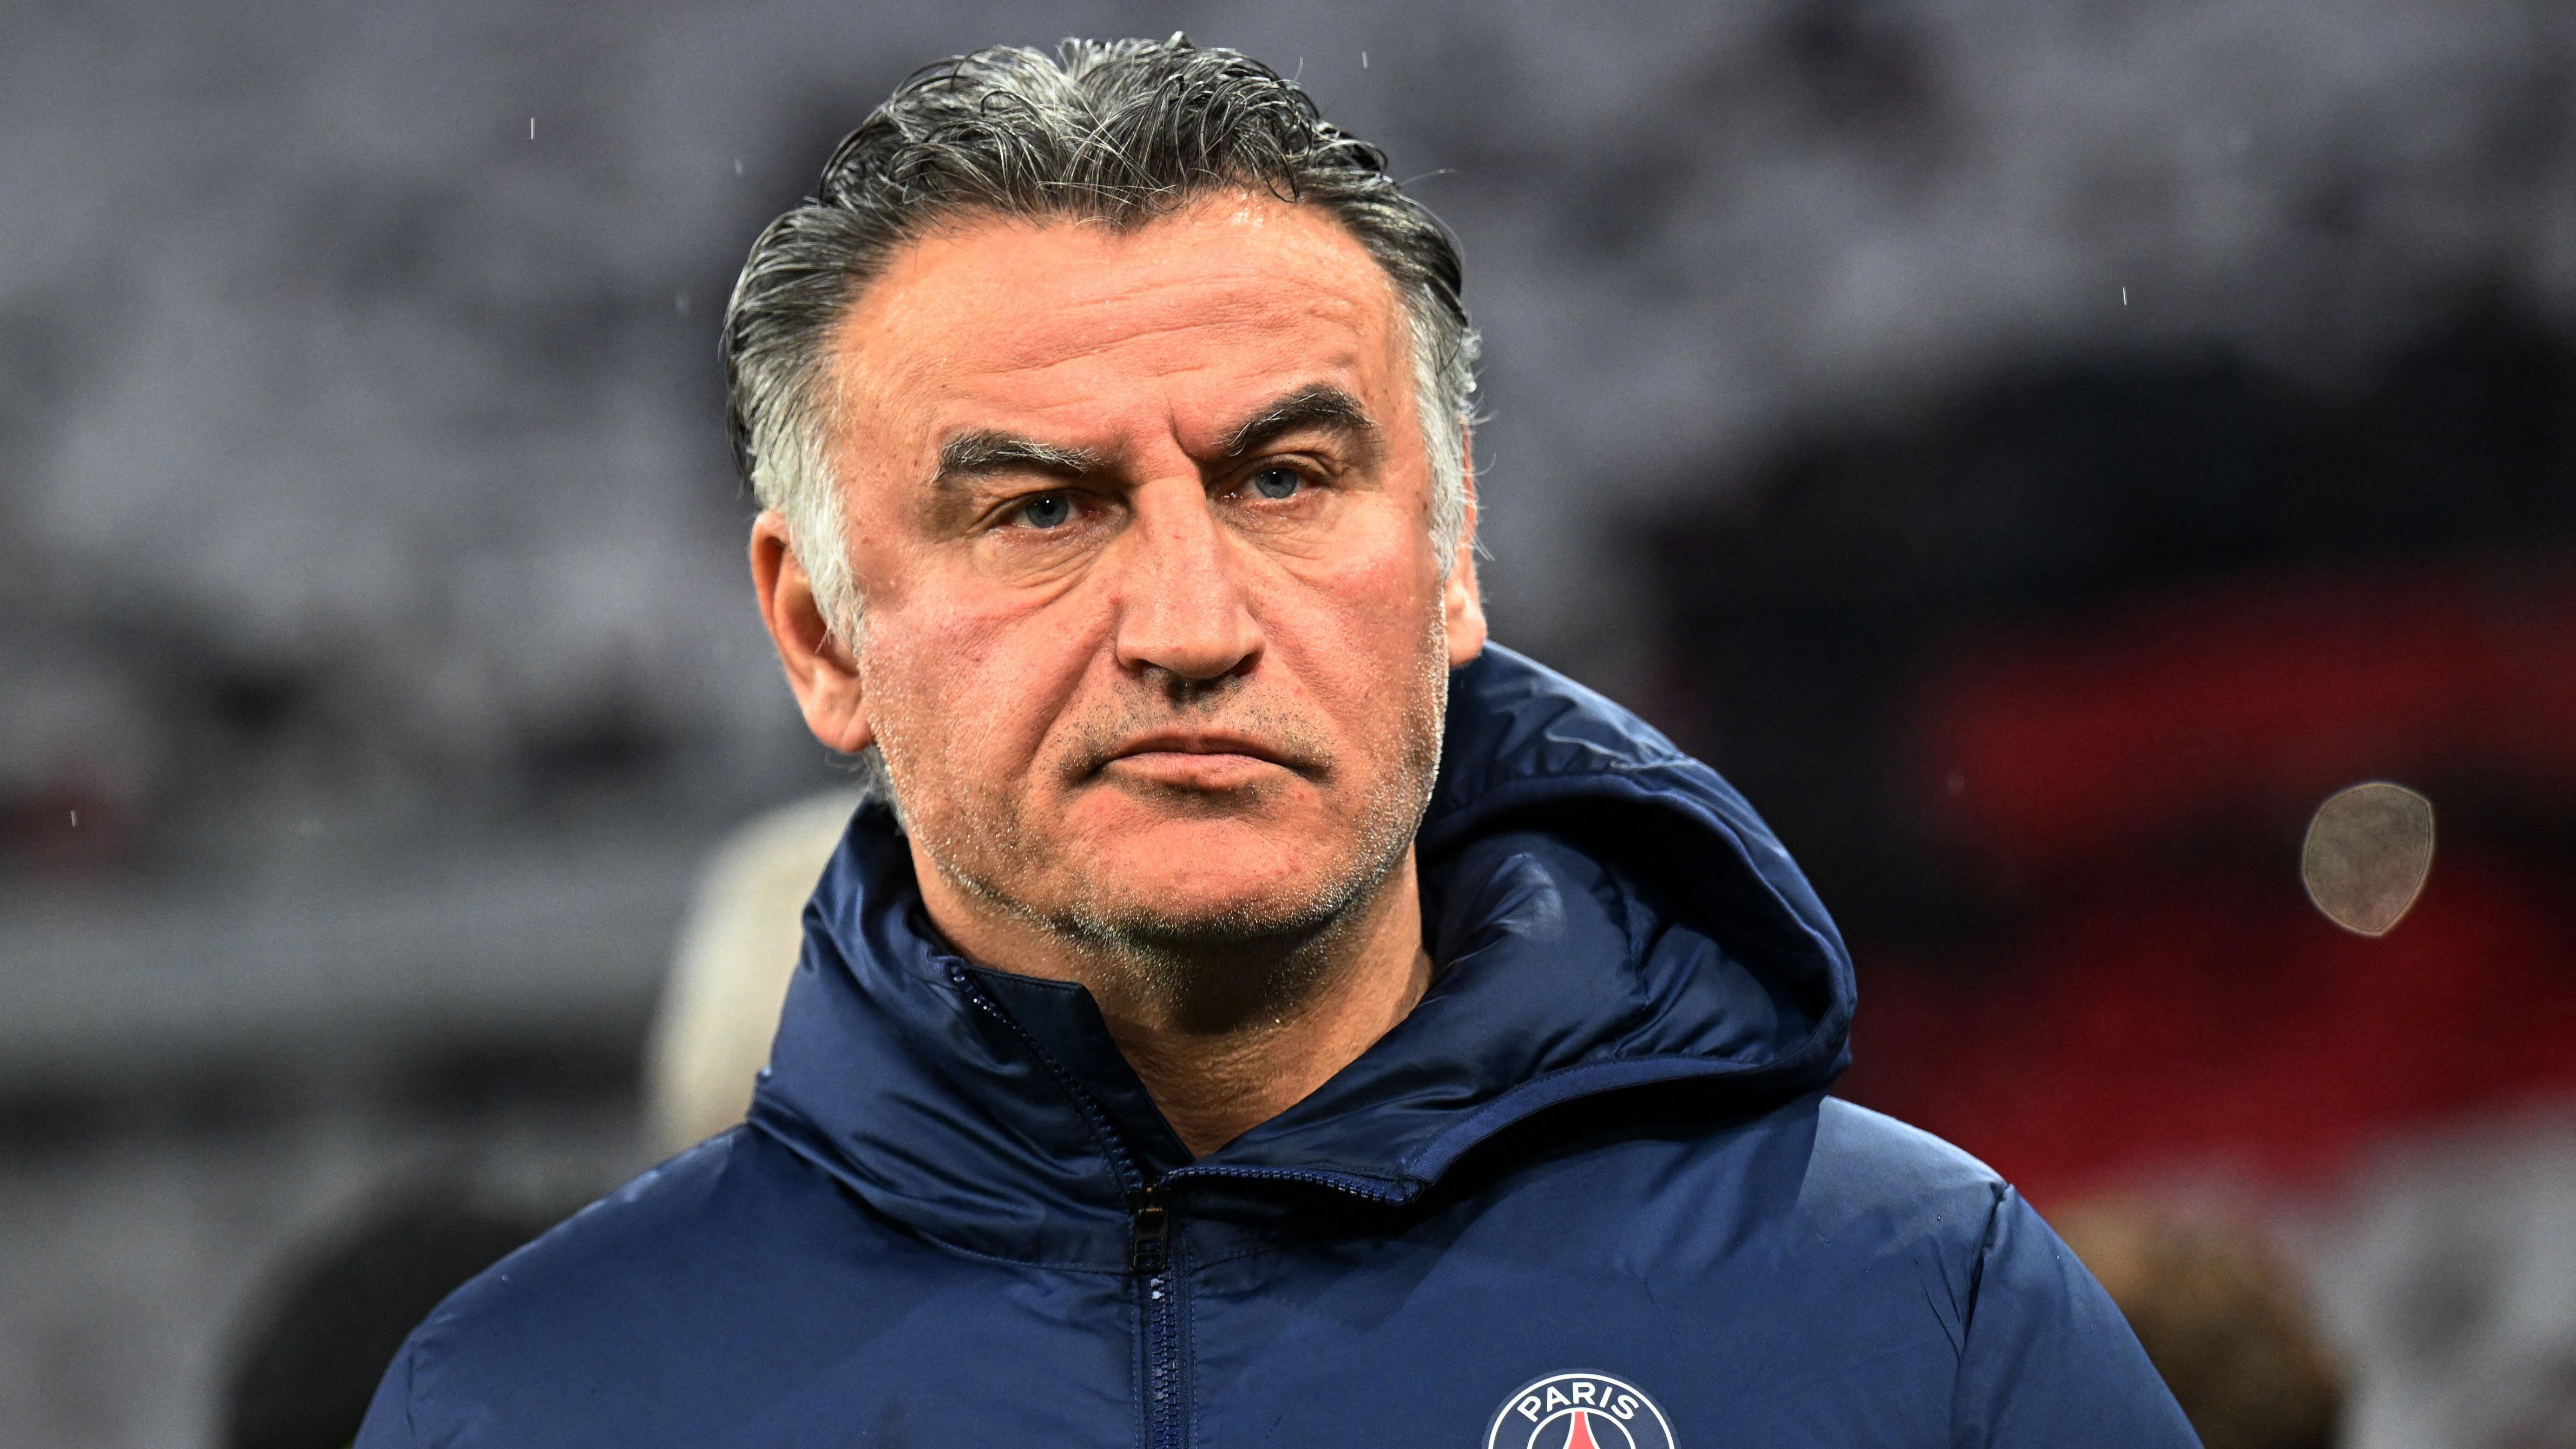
top-left (3, 1), bottom-right (2573, 1444)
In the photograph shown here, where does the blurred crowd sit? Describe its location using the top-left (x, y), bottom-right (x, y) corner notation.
top-left (5, 0), bottom-right (2574, 1444)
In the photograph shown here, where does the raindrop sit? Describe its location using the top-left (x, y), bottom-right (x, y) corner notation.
top-left (2302, 782), bottom-right (2434, 936)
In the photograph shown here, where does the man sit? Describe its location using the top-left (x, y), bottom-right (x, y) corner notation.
top-left (360, 38), bottom-right (2197, 1447)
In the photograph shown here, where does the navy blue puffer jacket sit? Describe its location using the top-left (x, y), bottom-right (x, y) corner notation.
top-left (359, 646), bottom-right (2197, 1447)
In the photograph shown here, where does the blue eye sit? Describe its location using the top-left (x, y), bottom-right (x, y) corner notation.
top-left (1016, 493), bottom-right (1073, 528)
top-left (1249, 467), bottom-right (1304, 500)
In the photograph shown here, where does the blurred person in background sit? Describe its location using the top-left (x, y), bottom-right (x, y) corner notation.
top-left (220, 1176), bottom-right (584, 1449)
top-left (220, 793), bottom-right (857, 1449)
top-left (355, 37), bottom-right (2194, 1446)
top-left (643, 790), bottom-right (867, 1157)
top-left (2058, 1199), bottom-right (2346, 1449)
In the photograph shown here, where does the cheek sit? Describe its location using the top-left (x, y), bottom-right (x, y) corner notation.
top-left (1264, 525), bottom-right (1446, 709)
top-left (859, 575), bottom-right (1118, 791)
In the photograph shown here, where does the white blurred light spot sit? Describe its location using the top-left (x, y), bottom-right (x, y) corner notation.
top-left (2302, 781), bottom-right (2435, 937)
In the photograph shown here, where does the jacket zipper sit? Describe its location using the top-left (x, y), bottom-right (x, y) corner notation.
top-left (952, 967), bottom-right (1412, 1448)
top-left (1131, 1183), bottom-right (1184, 1449)
top-left (1127, 1168), bottom-right (1409, 1448)
top-left (951, 967), bottom-right (1191, 1448)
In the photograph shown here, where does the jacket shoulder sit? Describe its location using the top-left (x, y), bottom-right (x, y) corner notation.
top-left (1797, 1095), bottom-right (2009, 1241)
top-left (358, 1126), bottom-right (922, 1447)
top-left (428, 1126), bottom-right (820, 1326)
top-left (1795, 1099), bottom-right (2197, 1444)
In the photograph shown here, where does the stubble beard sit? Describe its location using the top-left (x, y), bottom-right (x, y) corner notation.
top-left (885, 618), bottom-right (1452, 1033)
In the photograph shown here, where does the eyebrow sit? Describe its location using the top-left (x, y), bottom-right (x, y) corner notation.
top-left (1218, 384), bottom-right (1378, 461)
top-left (934, 431), bottom-right (1104, 487)
top-left (927, 382), bottom-right (1376, 492)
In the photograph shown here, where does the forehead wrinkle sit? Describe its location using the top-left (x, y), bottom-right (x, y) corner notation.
top-left (984, 291), bottom-right (1373, 378)
top-left (844, 192), bottom-right (1398, 361)
top-left (833, 195), bottom-right (1416, 504)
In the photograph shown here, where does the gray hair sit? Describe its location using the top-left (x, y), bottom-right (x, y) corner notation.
top-left (722, 36), bottom-right (1480, 652)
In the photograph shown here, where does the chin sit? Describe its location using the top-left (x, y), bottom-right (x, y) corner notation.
top-left (1057, 826), bottom-right (1389, 945)
top-left (1068, 794), bottom-right (1322, 868)
top-left (1064, 884), bottom-right (1352, 950)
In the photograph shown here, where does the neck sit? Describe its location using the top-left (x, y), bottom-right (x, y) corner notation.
top-left (916, 848), bottom-right (1434, 1158)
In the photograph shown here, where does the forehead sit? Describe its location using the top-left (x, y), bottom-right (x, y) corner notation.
top-left (825, 194), bottom-right (1410, 453)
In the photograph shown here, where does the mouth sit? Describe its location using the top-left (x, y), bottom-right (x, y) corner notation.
top-left (1094, 730), bottom-right (1309, 789)
top-left (1113, 729), bottom-right (1292, 763)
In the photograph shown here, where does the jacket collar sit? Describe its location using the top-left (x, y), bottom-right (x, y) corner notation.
top-left (748, 645), bottom-right (1854, 1265)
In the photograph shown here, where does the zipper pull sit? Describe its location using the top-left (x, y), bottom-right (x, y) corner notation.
top-left (1129, 1185), bottom-right (1169, 1275)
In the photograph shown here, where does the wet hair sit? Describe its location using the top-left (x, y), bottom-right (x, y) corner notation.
top-left (722, 36), bottom-right (1479, 647)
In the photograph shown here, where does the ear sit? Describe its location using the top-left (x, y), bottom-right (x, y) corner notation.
top-left (1441, 430), bottom-right (1488, 668)
top-left (750, 510), bottom-right (875, 754)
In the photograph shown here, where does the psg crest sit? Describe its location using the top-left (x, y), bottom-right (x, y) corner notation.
top-left (1484, 1371), bottom-right (1677, 1449)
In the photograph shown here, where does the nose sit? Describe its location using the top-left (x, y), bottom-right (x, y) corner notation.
top-left (1108, 480), bottom-right (1264, 688)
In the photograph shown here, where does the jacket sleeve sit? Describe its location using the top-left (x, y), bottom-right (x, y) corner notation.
top-left (1950, 1187), bottom-right (2202, 1448)
top-left (355, 1338), bottom-right (420, 1449)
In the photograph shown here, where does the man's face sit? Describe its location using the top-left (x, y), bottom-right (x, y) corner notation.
top-left (799, 193), bottom-right (1483, 948)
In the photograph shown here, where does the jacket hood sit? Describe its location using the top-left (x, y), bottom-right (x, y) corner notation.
top-left (749, 645), bottom-right (1855, 1264)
